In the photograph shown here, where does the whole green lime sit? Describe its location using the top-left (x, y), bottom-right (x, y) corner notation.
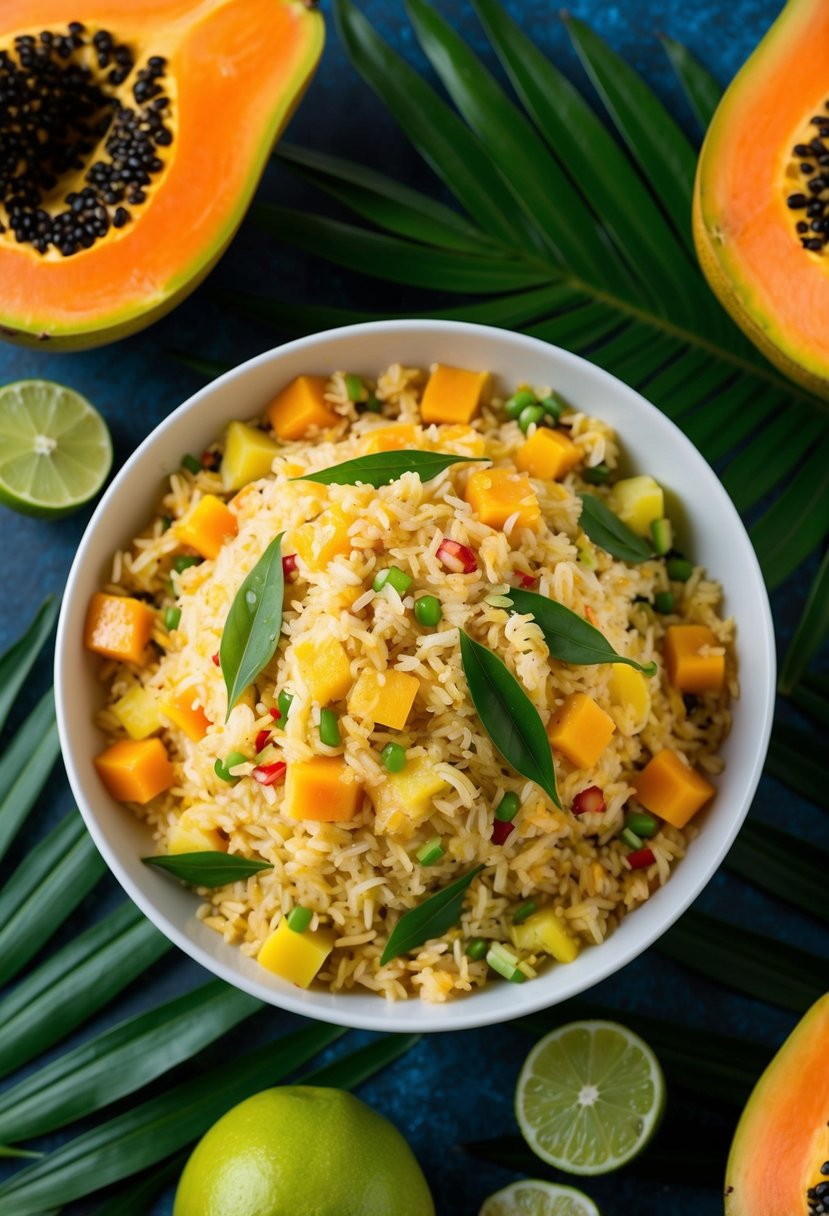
top-left (173, 1085), bottom-right (435, 1216)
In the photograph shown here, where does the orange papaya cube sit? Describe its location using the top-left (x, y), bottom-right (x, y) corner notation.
top-left (174, 494), bottom-right (237, 561)
top-left (160, 688), bottom-right (212, 742)
top-left (293, 505), bottom-right (353, 571)
top-left (348, 668), bottom-right (420, 730)
top-left (634, 748), bottom-right (715, 828)
top-left (664, 625), bottom-right (726, 695)
top-left (420, 364), bottom-right (489, 425)
top-left (293, 634), bottom-right (352, 703)
top-left (547, 692), bottom-right (616, 770)
top-left (515, 428), bottom-right (581, 480)
top-left (465, 467), bottom-right (540, 529)
top-left (283, 756), bottom-right (363, 822)
top-left (358, 424), bottom-right (419, 454)
top-left (84, 593), bottom-right (156, 665)
top-left (257, 917), bottom-right (336, 988)
top-left (94, 738), bottom-right (174, 804)
top-left (266, 375), bottom-right (339, 441)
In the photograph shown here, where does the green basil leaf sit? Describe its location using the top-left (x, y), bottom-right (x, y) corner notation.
top-left (294, 450), bottom-right (486, 487)
top-left (380, 865), bottom-right (485, 964)
top-left (506, 587), bottom-right (656, 676)
top-left (142, 851), bottom-right (273, 887)
top-left (459, 630), bottom-right (560, 807)
top-left (577, 493), bottom-right (653, 563)
top-left (220, 532), bottom-right (285, 719)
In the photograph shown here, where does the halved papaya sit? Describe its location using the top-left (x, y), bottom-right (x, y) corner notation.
top-left (725, 992), bottom-right (829, 1215)
top-left (0, 0), bottom-right (323, 349)
top-left (693, 0), bottom-right (829, 401)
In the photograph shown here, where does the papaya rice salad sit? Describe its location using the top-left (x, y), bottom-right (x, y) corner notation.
top-left (85, 362), bottom-right (736, 1002)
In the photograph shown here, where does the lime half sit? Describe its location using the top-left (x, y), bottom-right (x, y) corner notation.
top-left (0, 380), bottom-right (112, 517)
top-left (515, 1020), bottom-right (665, 1176)
top-left (479, 1181), bottom-right (601, 1216)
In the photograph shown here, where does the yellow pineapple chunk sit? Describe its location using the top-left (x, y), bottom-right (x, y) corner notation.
top-left (371, 758), bottom-right (449, 837)
top-left (293, 505), bottom-right (353, 571)
top-left (510, 905), bottom-right (580, 963)
top-left (111, 685), bottom-right (163, 740)
top-left (293, 635), bottom-right (352, 703)
top-left (608, 475), bottom-right (664, 537)
top-left (221, 421), bottom-right (280, 492)
top-left (348, 668), bottom-right (419, 730)
top-left (608, 665), bottom-right (651, 724)
top-left (168, 809), bottom-right (226, 855)
top-left (257, 917), bottom-right (335, 988)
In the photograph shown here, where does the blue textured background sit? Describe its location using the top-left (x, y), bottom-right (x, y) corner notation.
top-left (2, 2), bottom-right (825, 1214)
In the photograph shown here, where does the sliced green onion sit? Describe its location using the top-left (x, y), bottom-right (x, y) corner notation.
top-left (625, 810), bottom-right (659, 839)
top-left (667, 556), bottom-right (694, 582)
top-left (380, 742), bottom-right (406, 773)
top-left (345, 373), bottom-right (365, 402)
top-left (163, 606), bottom-right (181, 632)
top-left (495, 792), bottom-right (520, 822)
top-left (583, 462), bottom-right (611, 485)
top-left (181, 453), bottom-right (201, 475)
top-left (484, 593), bottom-right (512, 608)
top-left (173, 555), bottom-right (201, 574)
top-left (650, 517), bottom-right (673, 556)
top-left (486, 942), bottom-right (525, 983)
top-left (416, 836), bottom-right (444, 866)
top-left (504, 389), bottom-right (536, 419)
top-left (215, 750), bottom-right (247, 783)
top-left (373, 566), bottom-right (413, 596)
top-left (654, 591), bottom-right (675, 614)
top-left (538, 394), bottom-right (565, 421)
top-left (277, 690), bottom-right (294, 722)
top-left (518, 403), bottom-right (545, 433)
top-left (414, 595), bottom-right (442, 627)
top-left (512, 900), bottom-right (537, 924)
top-left (466, 937), bottom-right (488, 961)
top-left (363, 395), bottom-right (383, 414)
top-left (319, 708), bottom-right (340, 747)
top-left (287, 906), bottom-right (313, 933)
top-left (621, 827), bottom-right (644, 850)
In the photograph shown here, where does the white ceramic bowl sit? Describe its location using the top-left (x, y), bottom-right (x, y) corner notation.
top-left (56, 320), bottom-right (775, 1033)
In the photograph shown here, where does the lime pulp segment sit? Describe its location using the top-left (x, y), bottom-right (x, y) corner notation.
top-left (515, 1020), bottom-right (665, 1176)
top-left (0, 380), bottom-right (112, 516)
top-left (479, 1180), bottom-right (601, 1216)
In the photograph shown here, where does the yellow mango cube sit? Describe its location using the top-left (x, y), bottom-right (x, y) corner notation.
top-left (266, 375), bottom-right (339, 441)
top-left (293, 505), bottom-right (353, 571)
top-left (348, 668), bottom-right (420, 729)
top-left (608, 475), bottom-right (664, 537)
top-left (221, 421), bottom-right (280, 492)
top-left (358, 424), bottom-right (419, 454)
top-left (111, 685), bottom-right (163, 740)
top-left (634, 748), bottom-right (715, 829)
top-left (464, 467), bottom-right (540, 529)
top-left (608, 665), bottom-right (651, 724)
top-left (293, 635), bottom-right (352, 703)
top-left (284, 756), bottom-right (363, 822)
top-left (547, 692), bottom-right (615, 770)
top-left (515, 428), bottom-right (581, 480)
top-left (664, 625), bottom-right (725, 695)
top-left (371, 758), bottom-right (449, 837)
top-left (160, 688), bottom-right (212, 742)
top-left (257, 917), bottom-right (335, 988)
top-left (510, 905), bottom-right (580, 964)
top-left (94, 738), bottom-right (174, 804)
top-left (84, 593), bottom-right (155, 665)
top-left (420, 364), bottom-right (489, 425)
top-left (168, 809), bottom-right (226, 854)
top-left (174, 494), bottom-right (237, 560)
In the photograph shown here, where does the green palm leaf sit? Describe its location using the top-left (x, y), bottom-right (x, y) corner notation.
top-left (660, 34), bottom-right (723, 131)
top-left (778, 548), bottom-right (829, 694)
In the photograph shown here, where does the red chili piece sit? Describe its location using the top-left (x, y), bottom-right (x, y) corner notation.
top-left (572, 785), bottom-right (606, 816)
top-left (211, 652), bottom-right (220, 667)
top-left (282, 554), bottom-right (298, 579)
top-left (255, 729), bottom-right (271, 754)
top-left (252, 761), bottom-right (287, 787)
top-left (268, 707), bottom-right (281, 720)
top-left (627, 847), bottom-right (656, 870)
top-left (437, 538), bottom-right (478, 573)
top-left (201, 450), bottom-right (220, 470)
top-left (491, 819), bottom-right (515, 845)
top-left (516, 570), bottom-right (536, 587)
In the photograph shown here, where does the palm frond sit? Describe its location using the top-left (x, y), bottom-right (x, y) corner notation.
top-left (779, 548), bottom-right (829, 694)
top-left (659, 34), bottom-right (724, 131)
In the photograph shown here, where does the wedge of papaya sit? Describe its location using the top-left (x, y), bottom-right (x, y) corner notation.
top-left (694, 0), bottom-right (829, 402)
top-left (0, 0), bottom-right (323, 350)
top-left (725, 992), bottom-right (829, 1215)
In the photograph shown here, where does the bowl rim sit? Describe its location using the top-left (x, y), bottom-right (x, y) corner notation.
top-left (55, 318), bottom-right (776, 1033)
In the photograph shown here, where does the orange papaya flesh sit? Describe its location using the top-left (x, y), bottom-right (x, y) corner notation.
top-left (725, 992), bottom-right (829, 1216)
top-left (693, 0), bottom-right (829, 401)
top-left (0, 0), bottom-right (323, 350)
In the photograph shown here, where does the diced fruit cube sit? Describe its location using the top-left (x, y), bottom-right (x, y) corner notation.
top-left (167, 808), bottom-right (226, 854)
top-left (293, 635), bottom-right (352, 703)
top-left (608, 664), bottom-right (651, 723)
top-left (293, 505), bottom-right (353, 571)
top-left (266, 375), bottom-right (339, 441)
top-left (515, 428), bottom-right (581, 480)
top-left (174, 494), bottom-right (237, 560)
top-left (348, 668), bottom-right (420, 730)
top-left (284, 756), bottom-right (363, 822)
top-left (257, 917), bottom-right (336, 987)
top-left (160, 688), bottom-right (212, 742)
top-left (420, 364), bottom-right (489, 425)
top-left (547, 692), bottom-right (616, 769)
top-left (94, 738), bottom-right (174, 804)
top-left (111, 685), bottom-right (163, 740)
top-left (358, 424), bottom-right (419, 454)
top-left (510, 905), bottom-right (580, 964)
top-left (608, 475), bottom-right (664, 537)
top-left (633, 748), bottom-right (715, 828)
top-left (464, 467), bottom-right (540, 529)
top-left (371, 758), bottom-right (449, 836)
top-left (664, 624), bottom-right (725, 695)
top-left (221, 421), bottom-right (280, 492)
top-left (84, 593), bottom-right (155, 665)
